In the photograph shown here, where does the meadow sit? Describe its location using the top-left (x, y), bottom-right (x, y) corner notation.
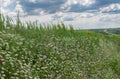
top-left (0, 14), bottom-right (120, 79)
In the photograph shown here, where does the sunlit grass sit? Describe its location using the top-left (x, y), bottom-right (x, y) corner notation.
top-left (0, 14), bottom-right (120, 79)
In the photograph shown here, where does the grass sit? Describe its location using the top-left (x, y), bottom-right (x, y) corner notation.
top-left (0, 14), bottom-right (120, 79)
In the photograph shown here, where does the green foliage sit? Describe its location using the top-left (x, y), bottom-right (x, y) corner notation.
top-left (0, 14), bottom-right (120, 79)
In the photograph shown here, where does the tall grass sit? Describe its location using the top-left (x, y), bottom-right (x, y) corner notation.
top-left (0, 14), bottom-right (120, 79)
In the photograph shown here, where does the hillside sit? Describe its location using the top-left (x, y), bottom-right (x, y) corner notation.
top-left (90, 28), bottom-right (120, 34)
top-left (0, 15), bottom-right (120, 79)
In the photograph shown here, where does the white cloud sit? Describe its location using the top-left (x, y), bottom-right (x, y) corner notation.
top-left (80, 0), bottom-right (96, 6)
top-left (19, 12), bottom-right (120, 29)
top-left (1, 7), bottom-right (9, 14)
top-left (20, 14), bottom-right (53, 24)
top-left (78, 13), bottom-right (94, 18)
top-left (7, 1), bottom-right (26, 17)
top-left (100, 3), bottom-right (120, 13)
top-left (14, 1), bottom-right (23, 12)
top-left (52, 12), bottom-right (64, 21)
top-left (0, 0), bottom-right (15, 14)
top-left (65, 0), bottom-right (95, 6)
top-left (1, 0), bottom-right (120, 29)
top-left (33, 8), bottom-right (45, 15)
top-left (29, 0), bottom-right (36, 3)
top-left (99, 14), bottom-right (120, 24)
top-left (2, 0), bottom-right (14, 7)
top-left (0, 0), bottom-right (16, 16)
top-left (61, 0), bottom-right (96, 11)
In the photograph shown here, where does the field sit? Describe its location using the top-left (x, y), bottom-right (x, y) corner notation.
top-left (0, 14), bottom-right (120, 79)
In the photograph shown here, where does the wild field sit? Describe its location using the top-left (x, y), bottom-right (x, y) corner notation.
top-left (0, 14), bottom-right (120, 79)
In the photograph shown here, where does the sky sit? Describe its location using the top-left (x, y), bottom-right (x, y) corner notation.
top-left (1, 0), bottom-right (120, 29)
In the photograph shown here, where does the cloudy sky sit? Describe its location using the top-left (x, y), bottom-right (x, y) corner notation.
top-left (1, 0), bottom-right (120, 29)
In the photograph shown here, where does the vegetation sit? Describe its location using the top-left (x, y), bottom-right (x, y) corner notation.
top-left (91, 28), bottom-right (120, 34)
top-left (0, 14), bottom-right (120, 79)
